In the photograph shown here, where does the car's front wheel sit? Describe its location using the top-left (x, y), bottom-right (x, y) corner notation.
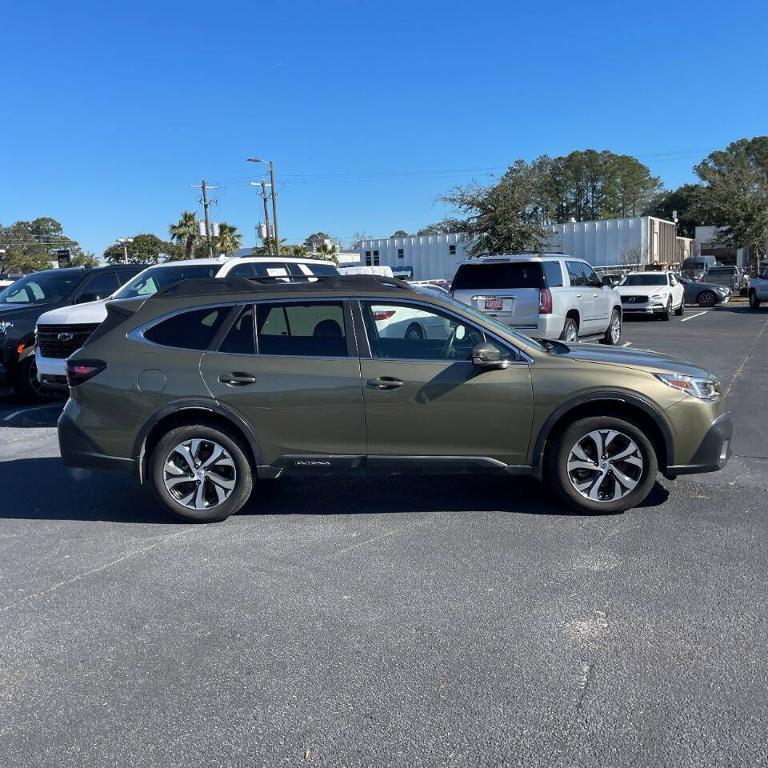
top-left (698, 290), bottom-right (716, 308)
top-left (150, 424), bottom-right (253, 522)
top-left (749, 290), bottom-right (762, 310)
top-left (13, 355), bottom-right (61, 404)
top-left (548, 416), bottom-right (659, 514)
top-left (660, 298), bottom-right (672, 321)
top-left (674, 299), bottom-right (684, 316)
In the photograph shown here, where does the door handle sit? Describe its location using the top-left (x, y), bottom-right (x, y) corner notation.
top-left (218, 372), bottom-right (256, 386)
top-left (576, 294), bottom-right (582, 298)
top-left (367, 376), bottom-right (404, 390)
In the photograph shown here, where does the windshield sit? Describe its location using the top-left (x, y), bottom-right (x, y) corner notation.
top-left (114, 264), bottom-right (220, 299)
top-left (439, 294), bottom-right (545, 352)
top-left (619, 274), bottom-right (667, 287)
top-left (0, 270), bottom-right (82, 304)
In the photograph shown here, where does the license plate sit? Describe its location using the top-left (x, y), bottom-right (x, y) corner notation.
top-left (484, 298), bottom-right (503, 311)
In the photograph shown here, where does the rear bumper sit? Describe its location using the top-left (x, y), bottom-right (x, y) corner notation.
top-left (665, 413), bottom-right (733, 477)
top-left (58, 407), bottom-right (135, 473)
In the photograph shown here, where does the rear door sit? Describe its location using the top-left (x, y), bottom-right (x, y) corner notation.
top-left (581, 263), bottom-right (612, 331)
top-left (451, 262), bottom-right (542, 329)
top-left (200, 300), bottom-right (366, 467)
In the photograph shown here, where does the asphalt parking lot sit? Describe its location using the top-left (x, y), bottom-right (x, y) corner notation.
top-left (1, 305), bottom-right (767, 768)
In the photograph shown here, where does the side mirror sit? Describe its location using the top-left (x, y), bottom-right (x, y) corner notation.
top-left (472, 342), bottom-right (509, 370)
top-left (601, 275), bottom-right (616, 287)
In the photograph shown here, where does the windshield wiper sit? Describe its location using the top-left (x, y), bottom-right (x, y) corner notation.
top-left (533, 337), bottom-right (570, 354)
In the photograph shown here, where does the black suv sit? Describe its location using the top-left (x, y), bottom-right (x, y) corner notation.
top-left (0, 265), bottom-right (142, 400)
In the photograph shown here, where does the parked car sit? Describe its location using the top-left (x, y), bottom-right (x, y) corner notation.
top-left (674, 273), bottom-right (731, 308)
top-left (450, 255), bottom-right (623, 344)
top-left (703, 265), bottom-right (750, 294)
top-left (35, 257), bottom-right (339, 390)
top-left (681, 255), bottom-right (718, 281)
top-left (615, 271), bottom-right (685, 319)
top-left (0, 265), bottom-right (142, 400)
top-left (748, 267), bottom-right (768, 310)
top-left (58, 274), bottom-right (732, 522)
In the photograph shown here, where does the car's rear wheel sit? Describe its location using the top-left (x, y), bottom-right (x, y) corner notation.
top-left (547, 416), bottom-right (658, 514)
top-left (698, 290), bottom-right (716, 308)
top-left (600, 310), bottom-right (622, 345)
top-left (150, 425), bottom-right (253, 522)
top-left (560, 317), bottom-right (579, 342)
top-left (749, 290), bottom-right (761, 310)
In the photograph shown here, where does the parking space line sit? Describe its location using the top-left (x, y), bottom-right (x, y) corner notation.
top-left (680, 311), bottom-right (708, 323)
top-left (622, 342), bottom-right (632, 347)
top-left (2, 403), bottom-right (62, 422)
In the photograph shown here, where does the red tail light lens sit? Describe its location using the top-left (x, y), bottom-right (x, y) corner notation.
top-left (539, 288), bottom-right (552, 314)
top-left (66, 359), bottom-right (107, 387)
top-left (373, 310), bottom-right (396, 321)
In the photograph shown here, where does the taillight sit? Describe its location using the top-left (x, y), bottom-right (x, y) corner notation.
top-left (539, 287), bottom-right (552, 314)
top-left (66, 359), bottom-right (107, 387)
top-left (373, 310), bottom-right (396, 321)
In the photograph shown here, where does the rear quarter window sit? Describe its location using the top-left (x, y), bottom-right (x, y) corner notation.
top-left (144, 306), bottom-right (230, 350)
top-left (542, 262), bottom-right (563, 287)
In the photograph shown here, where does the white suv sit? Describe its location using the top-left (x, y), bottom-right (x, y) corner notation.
top-left (450, 254), bottom-right (623, 344)
top-left (35, 256), bottom-right (339, 388)
top-left (748, 267), bottom-right (768, 310)
top-left (615, 271), bottom-right (686, 320)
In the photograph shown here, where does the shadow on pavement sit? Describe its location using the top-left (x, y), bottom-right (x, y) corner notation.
top-left (0, 457), bottom-right (669, 523)
top-left (0, 402), bottom-right (65, 428)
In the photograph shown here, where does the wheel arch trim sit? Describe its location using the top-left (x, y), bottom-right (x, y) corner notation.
top-left (133, 399), bottom-right (263, 483)
top-left (529, 389), bottom-right (674, 478)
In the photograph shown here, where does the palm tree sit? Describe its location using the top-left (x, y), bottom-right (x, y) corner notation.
top-left (169, 211), bottom-right (199, 260)
top-left (214, 222), bottom-right (242, 256)
top-left (315, 242), bottom-right (339, 265)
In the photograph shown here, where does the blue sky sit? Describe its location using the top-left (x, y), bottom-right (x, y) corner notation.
top-left (1, 0), bottom-right (766, 256)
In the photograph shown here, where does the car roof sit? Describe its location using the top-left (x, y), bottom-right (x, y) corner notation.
top-left (457, 253), bottom-right (572, 265)
top-left (626, 271), bottom-right (670, 276)
top-left (229, 256), bottom-right (338, 264)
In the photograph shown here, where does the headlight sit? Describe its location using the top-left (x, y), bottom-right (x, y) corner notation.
top-left (717, 286), bottom-right (729, 294)
top-left (0, 320), bottom-right (13, 337)
top-left (649, 293), bottom-right (665, 301)
top-left (655, 372), bottom-right (721, 401)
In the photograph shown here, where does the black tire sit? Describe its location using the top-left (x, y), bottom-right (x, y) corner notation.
top-left (560, 316), bottom-right (579, 342)
top-left (547, 416), bottom-right (659, 514)
top-left (13, 355), bottom-right (61, 404)
top-left (749, 290), bottom-right (761, 310)
top-left (660, 298), bottom-right (672, 321)
top-left (600, 309), bottom-right (622, 345)
top-left (674, 299), bottom-right (684, 316)
top-left (150, 424), bottom-right (253, 522)
top-left (697, 290), bottom-right (716, 308)
top-left (404, 322), bottom-right (424, 340)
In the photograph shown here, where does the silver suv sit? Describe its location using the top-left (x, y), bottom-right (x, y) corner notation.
top-left (450, 254), bottom-right (623, 344)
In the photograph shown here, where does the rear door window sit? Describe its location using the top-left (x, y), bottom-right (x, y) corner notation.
top-left (451, 262), bottom-right (542, 290)
top-left (256, 302), bottom-right (347, 357)
top-left (144, 306), bottom-right (230, 350)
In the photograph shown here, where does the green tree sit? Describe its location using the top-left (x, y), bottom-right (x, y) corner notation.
top-left (0, 217), bottom-right (84, 272)
top-left (103, 234), bottom-right (174, 264)
top-left (213, 222), bottom-right (242, 256)
top-left (304, 232), bottom-right (331, 251)
top-left (390, 230), bottom-right (410, 238)
top-left (440, 160), bottom-right (548, 255)
top-left (415, 222), bottom-right (455, 236)
top-left (71, 251), bottom-right (100, 268)
top-left (694, 137), bottom-right (768, 267)
top-left (169, 211), bottom-right (199, 259)
top-left (644, 184), bottom-right (701, 238)
top-left (315, 242), bottom-right (339, 264)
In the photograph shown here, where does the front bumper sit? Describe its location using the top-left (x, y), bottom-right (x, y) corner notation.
top-left (36, 351), bottom-right (69, 389)
top-left (621, 303), bottom-right (667, 314)
top-left (58, 405), bottom-right (135, 473)
top-left (665, 412), bottom-right (733, 477)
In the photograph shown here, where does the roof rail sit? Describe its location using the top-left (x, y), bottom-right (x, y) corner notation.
top-left (154, 274), bottom-right (414, 298)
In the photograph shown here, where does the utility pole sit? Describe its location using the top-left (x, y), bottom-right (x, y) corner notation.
top-left (260, 181), bottom-right (272, 256)
top-left (267, 162), bottom-right (280, 255)
top-left (201, 179), bottom-right (213, 257)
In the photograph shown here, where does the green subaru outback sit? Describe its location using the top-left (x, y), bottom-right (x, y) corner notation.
top-left (58, 276), bottom-right (732, 522)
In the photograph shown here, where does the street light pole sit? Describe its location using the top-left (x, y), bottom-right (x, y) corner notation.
top-left (250, 181), bottom-right (272, 255)
top-left (247, 157), bottom-right (280, 254)
top-left (116, 238), bottom-right (134, 263)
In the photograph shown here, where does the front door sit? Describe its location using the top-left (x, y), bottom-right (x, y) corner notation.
top-left (200, 301), bottom-right (365, 467)
top-left (357, 300), bottom-right (534, 467)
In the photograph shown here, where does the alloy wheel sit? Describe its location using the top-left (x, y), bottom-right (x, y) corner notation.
top-left (163, 439), bottom-right (237, 510)
top-left (609, 313), bottom-right (621, 344)
top-left (566, 429), bottom-right (643, 502)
